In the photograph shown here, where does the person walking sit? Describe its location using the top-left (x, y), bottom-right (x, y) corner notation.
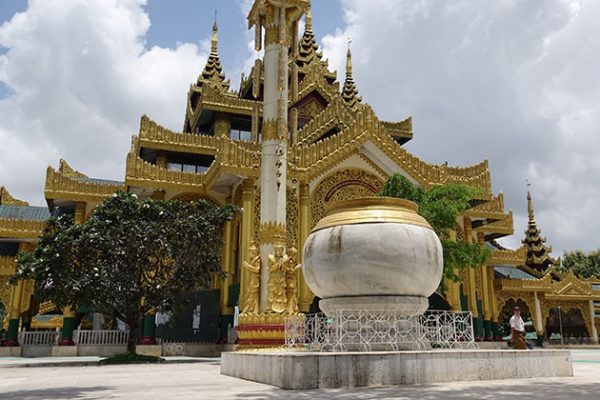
top-left (510, 306), bottom-right (527, 349)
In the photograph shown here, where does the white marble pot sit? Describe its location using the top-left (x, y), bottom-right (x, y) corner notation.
top-left (302, 197), bottom-right (443, 315)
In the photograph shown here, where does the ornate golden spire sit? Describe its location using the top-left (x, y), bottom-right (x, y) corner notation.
top-left (522, 190), bottom-right (559, 272)
top-left (297, 1), bottom-right (321, 66)
top-left (527, 190), bottom-right (535, 222)
top-left (198, 12), bottom-right (230, 92)
top-left (342, 44), bottom-right (362, 110)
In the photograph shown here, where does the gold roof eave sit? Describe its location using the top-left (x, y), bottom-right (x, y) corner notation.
top-left (0, 218), bottom-right (45, 240)
top-left (45, 166), bottom-right (123, 204)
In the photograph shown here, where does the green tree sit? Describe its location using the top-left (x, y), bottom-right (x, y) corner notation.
top-left (380, 174), bottom-right (491, 283)
top-left (560, 249), bottom-right (600, 279)
top-left (13, 192), bottom-right (237, 353)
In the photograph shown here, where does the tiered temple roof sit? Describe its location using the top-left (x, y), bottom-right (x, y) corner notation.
top-left (522, 191), bottom-right (559, 272)
top-left (341, 47), bottom-right (362, 111)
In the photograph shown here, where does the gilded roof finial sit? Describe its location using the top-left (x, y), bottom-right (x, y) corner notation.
top-left (297, 0), bottom-right (321, 65)
top-left (211, 10), bottom-right (218, 54)
top-left (526, 180), bottom-right (534, 222)
top-left (196, 10), bottom-right (229, 92)
top-left (522, 183), bottom-right (559, 272)
top-left (342, 39), bottom-right (362, 110)
top-left (346, 39), bottom-right (353, 77)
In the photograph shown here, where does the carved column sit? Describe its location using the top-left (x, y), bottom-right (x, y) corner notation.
top-left (534, 292), bottom-right (544, 335)
top-left (297, 183), bottom-right (312, 312)
top-left (589, 300), bottom-right (599, 343)
top-left (257, 5), bottom-right (291, 313)
top-left (4, 279), bottom-right (24, 346)
top-left (464, 217), bottom-right (482, 339)
top-left (478, 232), bottom-right (492, 340)
top-left (238, 180), bottom-right (255, 307)
top-left (220, 217), bottom-right (234, 317)
top-left (488, 265), bottom-right (500, 339)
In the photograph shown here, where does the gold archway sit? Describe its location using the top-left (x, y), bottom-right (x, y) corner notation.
top-left (310, 168), bottom-right (384, 228)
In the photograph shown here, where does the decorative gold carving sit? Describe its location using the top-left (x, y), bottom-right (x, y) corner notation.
top-left (285, 247), bottom-right (301, 314)
top-left (465, 193), bottom-right (506, 221)
top-left (286, 187), bottom-right (298, 249)
top-left (0, 186), bottom-right (28, 206)
top-left (59, 159), bottom-right (88, 179)
top-left (489, 245), bottom-right (527, 266)
top-left (0, 276), bottom-right (12, 311)
top-left (381, 117), bottom-right (413, 141)
top-left (0, 256), bottom-right (16, 275)
top-left (262, 119), bottom-right (278, 141)
top-left (46, 163), bottom-right (122, 203)
top-left (474, 211), bottom-right (514, 237)
top-left (310, 168), bottom-right (384, 228)
top-left (214, 115), bottom-right (231, 137)
top-left (258, 222), bottom-right (286, 246)
top-left (20, 279), bottom-right (34, 313)
top-left (242, 242), bottom-right (261, 314)
top-left (297, 99), bottom-right (324, 119)
top-left (31, 315), bottom-right (63, 329)
top-left (0, 218), bottom-right (46, 239)
top-left (38, 301), bottom-right (56, 314)
top-left (267, 244), bottom-right (288, 313)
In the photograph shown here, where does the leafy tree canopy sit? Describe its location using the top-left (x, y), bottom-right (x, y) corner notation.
top-left (559, 249), bottom-right (600, 279)
top-left (13, 192), bottom-right (237, 351)
top-left (380, 174), bottom-right (491, 283)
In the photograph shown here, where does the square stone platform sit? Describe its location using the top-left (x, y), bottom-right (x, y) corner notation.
top-left (221, 349), bottom-right (573, 389)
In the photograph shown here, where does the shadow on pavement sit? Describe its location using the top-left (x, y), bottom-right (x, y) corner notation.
top-left (0, 386), bottom-right (112, 400)
top-left (231, 380), bottom-right (600, 400)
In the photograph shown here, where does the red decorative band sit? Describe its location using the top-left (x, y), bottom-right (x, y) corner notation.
top-left (237, 338), bottom-right (285, 345)
top-left (236, 324), bottom-right (285, 331)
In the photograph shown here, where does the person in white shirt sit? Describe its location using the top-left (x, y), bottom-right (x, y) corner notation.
top-left (509, 306), bottom-right (527, 349)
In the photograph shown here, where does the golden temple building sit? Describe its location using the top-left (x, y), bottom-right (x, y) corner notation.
top-left (1, 0), bottom-right (599, 347)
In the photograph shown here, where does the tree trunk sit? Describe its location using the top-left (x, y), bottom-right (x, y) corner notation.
top-left (127, 318), bottom-right (140, 354)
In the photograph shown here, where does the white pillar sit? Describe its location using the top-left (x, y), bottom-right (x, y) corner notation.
top-left (534, 292), bottom-right (543, 334)
top-left (589, 300), bottom-right (598, 343)
top-left (259, 7), bottom-right (289, 313)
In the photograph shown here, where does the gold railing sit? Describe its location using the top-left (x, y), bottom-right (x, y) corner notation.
top-left (126, 153), bottom-right (207, 191)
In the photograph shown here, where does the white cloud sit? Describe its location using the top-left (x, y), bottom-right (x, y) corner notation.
top-left (0, 0), bottom-right (208, 206)
top-left (322, 0), bottom-right (600, 254)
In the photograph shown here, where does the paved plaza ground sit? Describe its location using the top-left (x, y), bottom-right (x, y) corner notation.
top-left (0, 350), bottom-right (599, 399)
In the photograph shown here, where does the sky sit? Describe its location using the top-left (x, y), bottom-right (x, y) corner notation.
top-left (0, 0), bottom-right (599, 256)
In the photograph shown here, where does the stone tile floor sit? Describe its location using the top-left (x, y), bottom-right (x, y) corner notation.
top-left (0, 350), bottom-right (598, 399)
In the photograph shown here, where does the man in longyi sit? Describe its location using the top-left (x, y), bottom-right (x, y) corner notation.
top-left (509, 306), bottom-right (527, 350)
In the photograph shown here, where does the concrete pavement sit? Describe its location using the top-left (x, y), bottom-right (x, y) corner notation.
top-left (0, 350), bottom-right (598, 399)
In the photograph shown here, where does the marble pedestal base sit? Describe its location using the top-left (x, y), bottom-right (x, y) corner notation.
top-left (319, 296), bottom-right (428, 316)
top-left (221, 350), bottom-right (573, 389)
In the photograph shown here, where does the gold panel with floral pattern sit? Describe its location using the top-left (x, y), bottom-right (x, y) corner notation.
top-left (252, 187), bottom-right (299, 249)
top-left (310, 169), bottom-right (384, 229)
